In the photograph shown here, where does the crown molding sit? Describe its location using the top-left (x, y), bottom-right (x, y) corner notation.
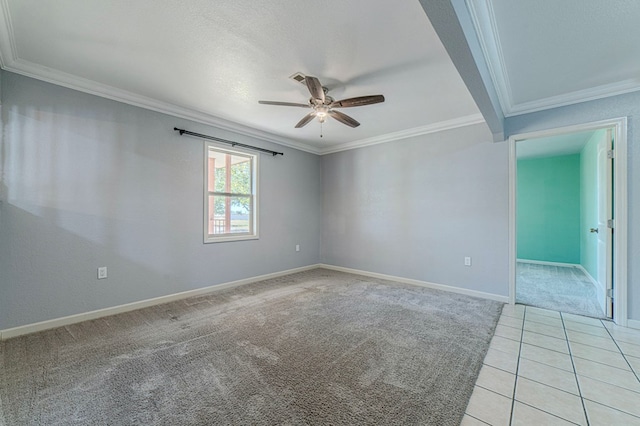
top-left (0, 55), bottom-right (487, 157)
top-left (0, 53), bottom-right (487, 157)
top-left (4, 58), bottom-right (323, 155)
top-left (465, 0), bottom-right (513, 116)
top-left (465, 0), bottom-right (640, 118)
top-left (318, 113), bottom-right (486, 155)
top-left (0, 0), bottom-right (321, 155)
top-left (504, 80), bottom-right (640, 117)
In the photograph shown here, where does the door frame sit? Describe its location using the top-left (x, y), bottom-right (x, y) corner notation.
top-left (508, 117), bottom-right (628, 325)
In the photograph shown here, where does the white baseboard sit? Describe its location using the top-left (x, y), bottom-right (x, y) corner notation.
top-left (319, 264), bottom-right (509, 303)
top-left (4, 261), bottom-right (632, 340)
top-left (0, 264), bottom-right (321, 341)
top-left (517, 259), bottom-right (581, 268)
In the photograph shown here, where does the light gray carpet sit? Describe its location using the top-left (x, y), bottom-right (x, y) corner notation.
top-left (1, 269), bottom-right (502, 425)
top-left (516, 262), bottom-right (605, 318)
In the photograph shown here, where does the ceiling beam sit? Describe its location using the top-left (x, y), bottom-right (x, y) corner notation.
top-left (418, 0), bottom-right (504, 142)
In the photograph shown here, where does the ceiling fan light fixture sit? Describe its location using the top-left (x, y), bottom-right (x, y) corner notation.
top-left (315, 106), bottom-right (329, 123)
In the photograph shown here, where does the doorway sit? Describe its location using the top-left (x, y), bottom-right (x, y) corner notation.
top-left (508, 118), bottom-right (628, 325)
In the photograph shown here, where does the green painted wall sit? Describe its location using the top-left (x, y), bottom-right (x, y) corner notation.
top-left (517, 154), bottom-right (581, 263)
top-left (580, 130), bottom-right (604, 279)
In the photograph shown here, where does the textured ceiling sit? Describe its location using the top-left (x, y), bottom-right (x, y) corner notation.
top-left (0, 0), bottom-right (483, 154)
top-left (467, 0), bottom-right (640, 116)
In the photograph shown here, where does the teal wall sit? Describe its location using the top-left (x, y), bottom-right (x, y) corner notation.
top-left (580, 130), bottom-right (604, 279)
top-left (517, 154), bottom-right (581, 263)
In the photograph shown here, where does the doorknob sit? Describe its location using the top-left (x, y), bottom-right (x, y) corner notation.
top-left (590, 228), bottom-right (599, 233)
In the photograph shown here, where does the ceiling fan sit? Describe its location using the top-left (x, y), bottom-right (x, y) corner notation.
top-left (258, 76), bottom-right (385, 129)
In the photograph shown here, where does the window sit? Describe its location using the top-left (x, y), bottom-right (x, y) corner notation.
top-left (204, 143), bottom-right (258, 243)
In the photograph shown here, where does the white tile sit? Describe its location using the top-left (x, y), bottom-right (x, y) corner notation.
top-left (522, 330), bottom-right (569, 354)
top-left (517, 358), bottom-right (579, 395)
top-left (525, 313), bottom-right (564, 328)
top-left (501, 304), bottom-right (525, 319)
top-left (573, 357), bottom-right (640, 392)
top-left (617, 340), bottom-right (640, 358)
top-left (609, 328), bottom-right (640, 345)
top-left (483, 348), bottom-right (518, 374)
top-left (526, 306), bottom-right (561, 318)
top-left (494, 324), bottom-right (522, 341)
top-left (563, 321), bottom-right (610, 338)
top-left (606, 323), bottom-right (640, 337)
top-left (520, 343), bottom-right (574, 372)
top-left (498, 315), bottom-right (524, 329)
top-left (523, 321), bottom-right (566, 340)
top-left (565, 329), bottom-right (619, 352)
top-left (511, 401), bottom-right (576, 426)
top-left (584, 400), bottom-right (640, 426)
top-left (569, 341), bottom-right (630, 370)
top-left (604, 322), bottom-right (640, 336)
top-left (579, 375), bottom-right (640, 418)
top-left (515, 377), bottom-right (586, 425)
top-left (475, 364), bottom-right (516, 398)
top-left (562, 312), bottom-right (604, 327)
top-left (627, 355), bottom-right (640, 375)
top-left (460, 414), bottom-right (490, 425)
top-left (465, 386), bottom-right (512, 426)
top-left (490, 335), bottom-right (521, 355)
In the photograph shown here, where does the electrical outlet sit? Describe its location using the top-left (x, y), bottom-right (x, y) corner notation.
top-left (295, 244), bottom-right (300, 252)
top-left (464, 257), bottom-right (472, 267)
top-left (97, 266), bottom-right (108, 279)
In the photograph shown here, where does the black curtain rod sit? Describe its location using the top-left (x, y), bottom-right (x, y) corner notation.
top-left (174, 127), bottom-right (284, 156)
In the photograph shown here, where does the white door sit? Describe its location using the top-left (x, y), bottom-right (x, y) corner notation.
top-left (596, 129), bottom-right (613, 318)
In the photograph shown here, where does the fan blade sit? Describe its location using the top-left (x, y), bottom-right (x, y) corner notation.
top-left (258, 100), bottom-right (309, 108)
top-left (328, 110), bottom-right (360, 128)
top-left (295, 112), bottom-right (316, 128)
top-left (330, 95), bottom-right (385, 108)
top-left (305, 76), bottom-right (325, 104)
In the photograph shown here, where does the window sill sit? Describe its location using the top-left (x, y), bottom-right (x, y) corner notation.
top-left (204, 234), bottom-right (259, 244)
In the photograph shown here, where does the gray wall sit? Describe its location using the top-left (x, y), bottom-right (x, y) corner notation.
top-left (0, 71), bottom-right (321, 329)
top-left (321, 123), bottom-right (509, 297)
top-left (3, 65), bottom-right (635, 329)
top-left (505, 92), bottom-right (640, 321)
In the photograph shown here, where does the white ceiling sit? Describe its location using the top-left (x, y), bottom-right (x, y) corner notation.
top-left (516, 131), bottom-right (595, 159)
top-left (0, 0), bottom-right (484, 154)
top-left (466, 0), bottom-right (640, 116)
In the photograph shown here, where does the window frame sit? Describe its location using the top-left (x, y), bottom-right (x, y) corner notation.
top-left (203, 142), bottom-right (259, 243)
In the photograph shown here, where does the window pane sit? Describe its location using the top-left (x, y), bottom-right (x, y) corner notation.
top-left (205, 144), bottom-right (257, 243)
top-left (231, 159), bottom-right (251, 194)
top-left (208, 150), bottom-right (251, 194)
top-left (208, 194), bottom-right (252, 235)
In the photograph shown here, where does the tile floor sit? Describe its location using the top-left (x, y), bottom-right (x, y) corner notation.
top-left (462, 304), bottom-right (640, 425)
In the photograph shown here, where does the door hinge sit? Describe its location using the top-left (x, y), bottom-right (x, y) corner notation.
top-left (607, 150), bottom-right (614, 159)
top-left (607, 288), bottom-right (614, 299)
top-left (607, 219), bottom-right (614, 229)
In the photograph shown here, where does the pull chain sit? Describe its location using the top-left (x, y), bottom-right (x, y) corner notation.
top-left (320, 121), bottom-right (323, 138)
